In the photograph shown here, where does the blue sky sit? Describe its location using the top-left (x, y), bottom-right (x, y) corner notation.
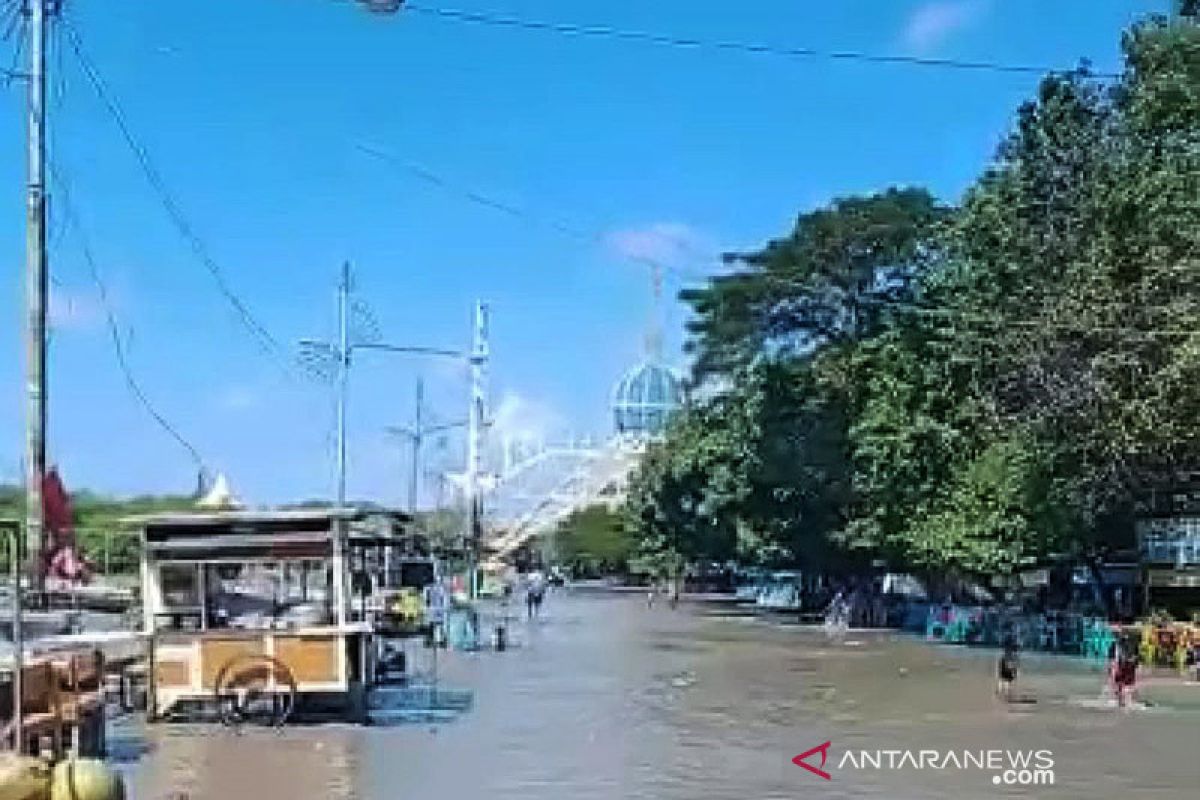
top-left (0, 0), bottom-right (1167, 505)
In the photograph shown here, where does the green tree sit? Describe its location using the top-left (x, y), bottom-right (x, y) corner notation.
top-left (682, 188), bottom-right (950, 381)
top-left (550, 504), bottom-right (635, 576)
top-left (627, 15), bottom-right (1200, 588)
top-left (624, 399), bottom-right (743, 575)
top-left (624, 360), bottom-right (852, 573)
top-left (0, 485), bottom-right (197, 575)
top-left (852, 18), bottom-right (1200, 577)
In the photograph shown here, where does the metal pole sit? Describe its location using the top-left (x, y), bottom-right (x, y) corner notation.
top-left (25, 0), bottom-right (48, 594)
top-left (10, 526), bottom-right (23, 753)
top-left (15, 0), bottom-right (49, 753)
top-left (333, 262), bottom-right (351, 625)
top-left (409, 379), bottom-right (423, 512)
top-left (466, 302), bottom-right (488, 599)
top-left (336, 262), bottom-right (350, 510)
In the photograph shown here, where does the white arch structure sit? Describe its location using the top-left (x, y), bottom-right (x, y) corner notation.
top-left (480, 437), bottom-right (643, 568)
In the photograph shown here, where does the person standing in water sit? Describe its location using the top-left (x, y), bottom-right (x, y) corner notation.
top-left (526, 570), bottom-right (546, 619)
top-left (1110, 637), bottom-right (1139, 708)
top-left (997, 638), bottom-right (1020, 701)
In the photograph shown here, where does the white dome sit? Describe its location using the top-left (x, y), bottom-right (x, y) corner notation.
top-left (612, 361), bottom-right (684, 437)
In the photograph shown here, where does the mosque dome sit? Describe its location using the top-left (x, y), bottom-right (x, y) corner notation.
top-left (612, 361), bottom-right (684, 437)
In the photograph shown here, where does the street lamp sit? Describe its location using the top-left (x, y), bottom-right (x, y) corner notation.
top-left (300, 293), bottom-right (490, 599)
top-left (296, 265), bottom-right (472, 512)
top-left (295, 336), bottom-right (468, 511)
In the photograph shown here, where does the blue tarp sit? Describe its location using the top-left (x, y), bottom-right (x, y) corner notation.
top-left (444, 606), bottom-right (480, 651)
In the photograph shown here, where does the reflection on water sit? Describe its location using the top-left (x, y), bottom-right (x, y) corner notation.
top-left (129, 726), bottom-right (362, 800)
top-left (124, 592), bottom-right (1197, 799)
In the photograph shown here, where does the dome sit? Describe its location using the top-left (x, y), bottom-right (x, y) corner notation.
top-left (612, 361), bottom-right (684, 437)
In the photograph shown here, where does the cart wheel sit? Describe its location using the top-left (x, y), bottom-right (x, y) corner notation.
top-left (213, 654), bottom-right (298, 728)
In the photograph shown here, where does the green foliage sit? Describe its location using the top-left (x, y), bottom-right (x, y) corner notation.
top-left (0, 484), bottom-right (195, 574)
top-left (682, 188), bottom-right (950, 379)
top-left (624, 400), bottom-right (743, 574)
top-left (414, 507), bottom-right (468, 553)
top-left (550, 504), bottom-right (635, 575)
top-left (626, 17), bottom-right (1200, 581)
top-left (625, 359), bottom-right (852, 572)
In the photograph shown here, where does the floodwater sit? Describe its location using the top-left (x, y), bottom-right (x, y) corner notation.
top-left (117, 591), bottom-right (1198, 799)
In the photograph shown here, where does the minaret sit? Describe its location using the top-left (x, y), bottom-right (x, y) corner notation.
top-left (644, 263), bottom-right (664, 362)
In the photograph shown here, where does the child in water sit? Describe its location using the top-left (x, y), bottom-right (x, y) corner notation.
top-left (997, 639), bottom-right (1020, 701)
top-left (1110, 639), bottom-right (1139, 708)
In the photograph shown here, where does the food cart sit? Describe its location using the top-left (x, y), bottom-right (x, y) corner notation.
top-left (367, 535), bottom-right (440, 638)
top-left (130, 508), bottom-right (412, 725)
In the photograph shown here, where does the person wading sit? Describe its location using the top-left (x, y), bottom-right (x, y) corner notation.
top-left (526, 571), bottom-right (547, 619)
top-left (1109, 637), bottom-right (1140, 708)
top-left (997, 638), bottom-right (1020, 702)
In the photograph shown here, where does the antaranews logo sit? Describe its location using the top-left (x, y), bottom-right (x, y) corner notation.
top-left (794, 742), bottom-right (1055, 787)
top-left (792, 742), bottom-right (832, 781)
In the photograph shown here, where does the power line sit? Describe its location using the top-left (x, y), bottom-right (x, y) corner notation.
top-left (356, 141), bottom-right (718, 284)
top-left (359, 140), bottom-right (1198, 342)
top-left (404, 4), bottom-right (1116, 79)
top-left (63, 21), bottom-right (286, 361)
top-left (48, 160), bottom-right (210, 473)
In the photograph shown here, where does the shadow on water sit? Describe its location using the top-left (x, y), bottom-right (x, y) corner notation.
top-left (105, 720), bottom-right (156, 764)
top-left (368, 684), bottom-right (475, 726)
top-left (649, 640), bottom-right (709, 654)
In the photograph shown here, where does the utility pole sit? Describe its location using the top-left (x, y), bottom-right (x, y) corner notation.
top-left (410, 379), bottom-right (423, 512)
top-left (333, 261), bottom-right (351, 625)
top-left (387, 383), bottom-right (467, 512)
top-left (16, 0), bottom-right (52, 753)
top-left (301, 269), bottom-right (472, 609)
top-left (336, 262), bottom-right (352, 509)
top-left (466, 301), bottom-right (489, 599)
top-left (25, 0), bottom-right (48, 585)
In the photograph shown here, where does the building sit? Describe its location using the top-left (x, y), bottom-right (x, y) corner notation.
top-left (1134, 474), bottom-right (1200, 615)
top-left (1137, 512), bottom-right (1200, 616)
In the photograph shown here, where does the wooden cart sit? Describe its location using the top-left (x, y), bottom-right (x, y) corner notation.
top-left (130, 508), bottom-right (411, 724)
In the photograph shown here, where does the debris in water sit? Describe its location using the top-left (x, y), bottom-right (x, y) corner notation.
top-left (670, 670), bottom-right (698, 688)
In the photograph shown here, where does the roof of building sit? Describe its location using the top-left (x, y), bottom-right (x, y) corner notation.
top-left (122, 506), bottom-right (410, 529)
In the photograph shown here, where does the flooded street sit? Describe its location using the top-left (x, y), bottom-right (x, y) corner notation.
top-left (121, 591), bottom-right (1198, 799)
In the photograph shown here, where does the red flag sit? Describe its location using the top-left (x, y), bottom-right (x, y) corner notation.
top-left (40, 468), bottom-right (90, 584)
top-left (42, 467), bottom-right (74, 540)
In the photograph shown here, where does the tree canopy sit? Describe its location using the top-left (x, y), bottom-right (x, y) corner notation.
top-left (625, 16), bottom-right (1200, 583)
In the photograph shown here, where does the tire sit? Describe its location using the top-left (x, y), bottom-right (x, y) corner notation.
top-left (213, 654), bottom-right (298, 728)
